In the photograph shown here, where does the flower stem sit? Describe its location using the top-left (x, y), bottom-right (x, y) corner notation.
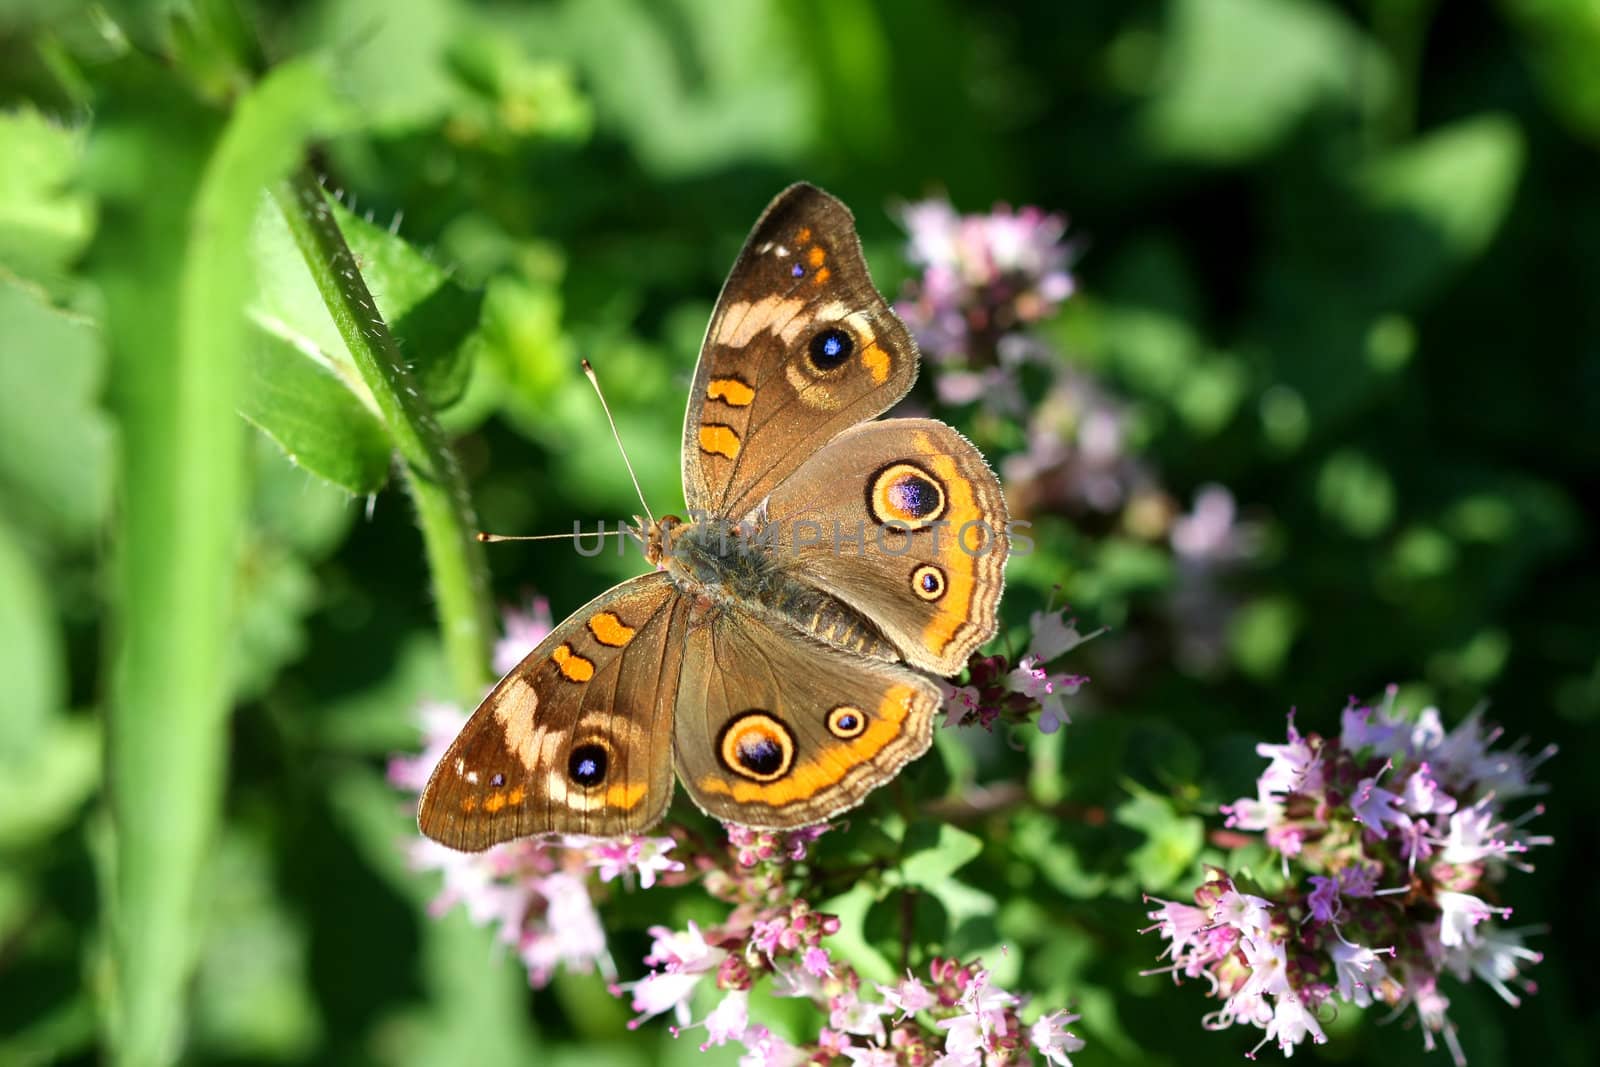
top-left (271, 165), bottom-right (495, 699)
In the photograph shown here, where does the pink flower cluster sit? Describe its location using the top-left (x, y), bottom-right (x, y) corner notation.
top-left (895, 198), bottom-right (1075, 380)
top-left (940, 605), bottom-right (1091, 732)
top-left (1144, 690), bottom-right (1554, 1063)
top-left (619, 828), bottom-right (1085, 1066)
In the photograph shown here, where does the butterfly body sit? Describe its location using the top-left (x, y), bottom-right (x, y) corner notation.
top-left (656, 513), bottom-right (898, 661)
top-left (419, 184), bottom-right (1010, 850)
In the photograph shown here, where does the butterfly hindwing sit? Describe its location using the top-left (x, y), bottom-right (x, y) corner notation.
top-left (672, 604), bottom-right (941, 829)
top-left (760, 418), bottom-right (1009, 675)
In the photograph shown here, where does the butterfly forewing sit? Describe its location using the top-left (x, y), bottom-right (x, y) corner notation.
top-left (682, 183), bottom-right (921, 520)
top-left (418, 574), bottom-right (686, 849)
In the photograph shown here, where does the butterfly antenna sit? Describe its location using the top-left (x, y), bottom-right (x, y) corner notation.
top-left (476, 529), bottom-right (631, 544)
top-left (582, 358), bottom-right (656, 525)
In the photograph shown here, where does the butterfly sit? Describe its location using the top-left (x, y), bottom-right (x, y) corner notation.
top-left (418, 183), bottom-right (1008, 849)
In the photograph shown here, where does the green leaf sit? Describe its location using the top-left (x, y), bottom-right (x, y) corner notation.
top-left (327, 770), bottom-right (544, 1063)
top-left (1016, 812), bottom-right (1110, 899)
top-left (248, 431), bottom-right (360, 559)
top-left (534, 0), bottom-right (818, 176)
top-left (1227, 595), bottom-right (1303, 680)
top-left (0, 279), bottom-right (114, 540)
top-left (192, 831), bottom-right (321, 1060)
top-left (1317, 448), bottom-right (1395, 538)
top-left (899, 821), bottom-right (984, 886)
top-left (1357, 113), bottom-right (1526, 297)
top-left (0, 519), bottom-right (64, 763)
top-left (0, 108), bottom-right (95, 292)
top-left (1142, 0), bottom-right (1388, 163)
top-left (0, 715), bottom-right (98, 848)
top-left (1508, 0), bottom-right (1600, 140)
top-left (232, 531), bottom-right (320, 702)
top-left (252, 188), bottom-right (484, 414)
top-left (896, 822), bottom-right (996, 925)
top-left (1115, 785), bottom-right (1204, 893)
top-left (240, 330), bottom-right (392, 494)
top-left (821, 882), bottom-right (897, 985)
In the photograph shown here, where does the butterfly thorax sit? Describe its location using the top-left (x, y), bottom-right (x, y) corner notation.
top-left (654, 513), bottom-right (898, 662)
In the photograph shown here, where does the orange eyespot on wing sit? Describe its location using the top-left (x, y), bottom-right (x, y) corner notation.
top-left (868, 462), bottom-right (948, 529)
top-left (718, 712), bottom-right (797, 783)
top-left (551, 643), bottom-right (595, 682)
top-left (699, 424), bottom-right (742, 459)
top-left (587, 611), bottom-right (636, 647)
top-left (708, 377), bottom-right (756, 406)
top-left (694, 683), bottom-right (919, 805)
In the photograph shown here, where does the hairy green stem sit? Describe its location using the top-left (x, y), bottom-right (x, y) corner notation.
top-left (271, 166), bottom-right (495, 700)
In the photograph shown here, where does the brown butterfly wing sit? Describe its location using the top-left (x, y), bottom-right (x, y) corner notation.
top-left (681, 183), bottom-right (920, 520)
top-left (418, 573), bottom-right (689, 849)
top-left (761, 419), bottom-right (1009, 675)
top-left (672, 603), bottom-right (941, 829)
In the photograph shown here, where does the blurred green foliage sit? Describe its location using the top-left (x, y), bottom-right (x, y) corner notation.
top-left (0, 1), bottom-right (1595, 1065)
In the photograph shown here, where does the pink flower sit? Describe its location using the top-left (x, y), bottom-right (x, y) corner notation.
top-left (1006, 655), bottom-right (1081, 732)
top-left (1401, 762), bottom-right (1458, 817)
top-left (1029, 1010), bottom-right (1085, 1066)
top-left (737, 1025), bottom-right (808, 1067)
top-left (518, 872), bottom-right (608, 986)
top-left (1255, 716), bottom-right (1322, 798)
top-left (878, 975), bottom-right (939, 1015)
top-left (577, 835), bottom-right (684, 888)
top-left (1329, 937), bottom-right (1392, 1008)
top-left (938, 680), bottom-right (982, 727)
top-left (1341, 699), bottom-right (1401, 752)
top-left (1222, 793), bottom-right (1285, 832)
top-left (1450, 927), bottom-right (1542, 1008)
top-left (940, 646), bottom-right (1089, 734)
top-left (1171, 485), bottom-right (1257, 565)
top-left (895, 198), bottom-right (1075, 366)
top-left (1350, 773), bottom-right (1405, 833)
top-left (1436, 891), bottom-right (1512, 949)
top-left (1146, 696), bottom-right (1551, 1062)
top-left (1439, 803), bottom-right (1512, 865)
top-left (1255, 993), bottom-right (1326, 1057)
top-left (727, 824), bottom-right (832, 867)
top-left (699, 989), bottom-right (750, 1050)
top-left (385, 702), bottom-right (467, 793)
top-left (1215, 889), bottom-right (1273, 940)
top-left (830, 989), bottom-right (891, 1042)
top-left (802, 946), bottom-right (834, 978)
top-left (643, 920), bottom-right (725, 972)
top-left (1143, 897), bottom-right (1210, 965)
top-left (1028, 606), bottom-right (1089, 662)
top-left (621, 970), bottom-right (703, 1028)
top-left (493, 596), bottom-right (553, 675)
top-left (1306, 876), bottom-right (1341, 923)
